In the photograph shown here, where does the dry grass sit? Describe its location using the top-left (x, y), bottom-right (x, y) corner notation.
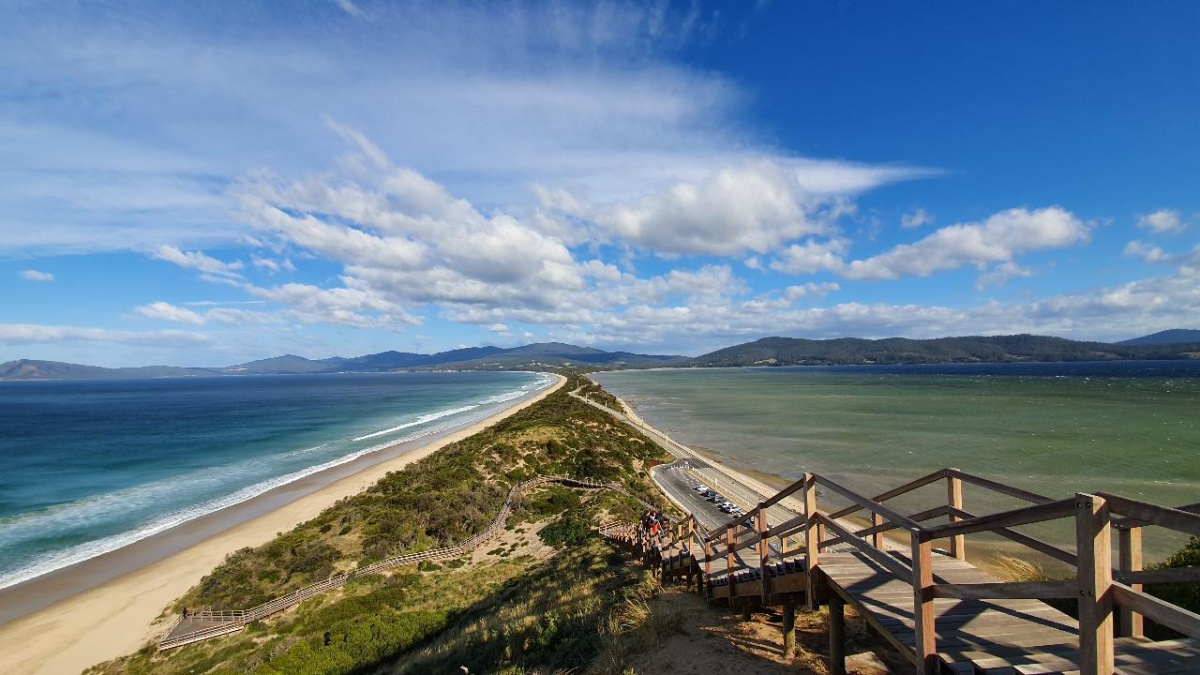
top-left (988, 554), bottom-right (1051, 582)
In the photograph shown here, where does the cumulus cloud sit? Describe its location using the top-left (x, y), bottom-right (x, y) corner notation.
top-left (841, 207), bottom-right (1089, 281)
top-left (1136, 209), bottom-right (1186, 234)
top-left (785, 282), bottom-right (840, 299)
top-left (1123, 240), bottom-right (1170, 264)
top-left (133, 301), bottom-right (206, 325)
top-left (150, 245), bottom-right (244, 279)
top-left (901, 208), bottom-right (934, 229)
top-left (975, 261), bottom-right (1034, 290)
top-left (20, 269), bottom-right (54, 282)
top-left (576, 159), bottom-right (923, 256)
top-left (770, 239), bottom-right (850, 275)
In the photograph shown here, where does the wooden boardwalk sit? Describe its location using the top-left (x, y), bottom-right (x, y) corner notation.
top-left (606, 467), bottom-right (1200, 675)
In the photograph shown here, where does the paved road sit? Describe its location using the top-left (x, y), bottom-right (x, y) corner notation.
top-left (570, 390), bottom-right (805, 560)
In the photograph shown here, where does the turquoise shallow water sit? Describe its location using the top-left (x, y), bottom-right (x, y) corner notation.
top-left (0, 371), bottom-right (552, 589)
top-left (595, 362), bottom-right (1200, 561)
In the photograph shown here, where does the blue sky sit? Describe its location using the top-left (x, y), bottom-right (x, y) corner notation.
top-left (2, 1), bottom-right (1198, 367)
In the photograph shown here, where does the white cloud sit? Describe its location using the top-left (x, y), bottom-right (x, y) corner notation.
top-left (133, 301), bottom-right (206, 325)
top-left (20, 270), bottom-right (54, 282)
top-left (251, 256), bottom-right (295, 274)
top-left (770, 238), bottom-right (850, 275)
top-left (150, 245), bottom-right (245, 278)
top-left (901, 208), bottom-right (934, 229)
top-left (785, 282), bottom-right (840, 300)
top-left (1123, 240), bottom-right (1170, 264)
top-left (577, 159), bottom-right (924, 256)
top-left (332, 0), bottom-right (366, 19)
top-left (0, 323), bottom-right (210, 346)
top-left (975, 261), bottom-right (1033, 290)
top-left (841, 207), bottom-right (1089, 281)
top-left (1136, 209), bottom-right (1186, 234)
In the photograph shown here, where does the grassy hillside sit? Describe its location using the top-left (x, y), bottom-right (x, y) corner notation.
top-left (87, 376), bottom-right (671, 675)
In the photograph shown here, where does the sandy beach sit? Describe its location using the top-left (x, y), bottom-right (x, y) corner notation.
top-left (0, 373), bottom-right (565, 675)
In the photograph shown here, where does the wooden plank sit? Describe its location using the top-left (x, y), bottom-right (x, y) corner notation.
top-left (933, 581), bottom-right (1078, 600)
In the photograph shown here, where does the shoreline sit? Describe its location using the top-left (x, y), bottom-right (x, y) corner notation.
top-left (0, 373), bottom-right (566, 675)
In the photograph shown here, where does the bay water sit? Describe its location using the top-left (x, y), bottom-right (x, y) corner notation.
top-left (0, 371), bottom-right (553, 590)
top-left (595, 362), bottom-right (1200, 561)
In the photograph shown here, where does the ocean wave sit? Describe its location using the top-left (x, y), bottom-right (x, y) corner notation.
top-left (351, 404), bottom-right (479, 442)
top-left (0, 378), bottom-right (551, 591)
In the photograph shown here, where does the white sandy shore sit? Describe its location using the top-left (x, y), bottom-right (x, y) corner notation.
top-left (0, 373), bottom-right (565, 675)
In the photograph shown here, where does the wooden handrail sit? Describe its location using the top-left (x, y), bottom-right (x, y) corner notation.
top-left (1096, 493), bottom-right (1200, 537)
top-left (923, 497), bottom-right (1076, 538)
top-left (945, 468), bottom-right (1054, 505)
top-left (815, 513), bottom-right (911, 579)
top-left (1115, 501), bottom-right (1200, 529)
top-left (827, 469), bottom-right (946, 520)
top-left (1111, 582), bottom-right (1200, 639)
top-left (812, 474), bottom-right (922, 531)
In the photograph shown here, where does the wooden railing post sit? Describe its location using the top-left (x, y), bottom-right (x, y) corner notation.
top-left (911, 528), bottom-right (937, 674)
top-left (756, 503), bottom-right (770, 600)
top-left (872, 512), bottom-right (885, 550)
top-left (829, 594), bottom-right (847, 675)
top-left (1117, 524), bottom-right (1144, 638)
top-left (1076, 493), bottom-right (1114, 675)
top-left (947, 469), bottom-right (965, 560)
top-left (704, 537), bottom-right (713, 599)
top-left (726, 527), bottom-right (736, 592)
top-left (803, 472), bottom-right (820, 609)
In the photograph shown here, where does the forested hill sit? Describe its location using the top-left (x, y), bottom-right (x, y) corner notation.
top-left (689, 334), bottom-right (1200, 367)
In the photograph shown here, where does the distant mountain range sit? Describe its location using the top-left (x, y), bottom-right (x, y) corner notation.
top-left (1117, 329), bottom-right (1200, 346)
top-left (0, 342), bottom-right (688, 380)
top-left (689, 332), bottom-right (1200, 368)
top-left (2, 331), bottom-right (1198, 380)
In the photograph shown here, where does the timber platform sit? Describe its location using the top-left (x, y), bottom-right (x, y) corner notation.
top-left (603, 466), bottom-right (1200, 675)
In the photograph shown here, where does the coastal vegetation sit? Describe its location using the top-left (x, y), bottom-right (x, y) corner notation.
top-left (88, 376), bottom-right (673, 675)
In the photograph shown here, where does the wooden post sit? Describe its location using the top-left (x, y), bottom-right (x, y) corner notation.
top-left (829, 595), bottom-right (846, 675)
top-left (1117, 526), bottom-right (1144, 638)
top-left (782, 601), bottom-right (797, 658)
top-left (947, 470), bottom-right (965, 560)
top-left (872, 512), bottom-right (885, 550)
top-left (803, 473), bottom-right (820, 610)
top-left (742, 603), bottom-right (752, 621)
top-left (704, 537), bottom-right (713, 600)
top-left (726, 526), bottom-right (736, 597)
top-left (911, 529), bottom-right (937, 674)
top-left (757, 504), bottom-right (771, 600)
top-left (1077, 493), bottom-right (1114, 675)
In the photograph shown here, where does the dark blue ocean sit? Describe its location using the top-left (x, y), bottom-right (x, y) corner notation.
top-left (0, 371), bottom-right (552, 590)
